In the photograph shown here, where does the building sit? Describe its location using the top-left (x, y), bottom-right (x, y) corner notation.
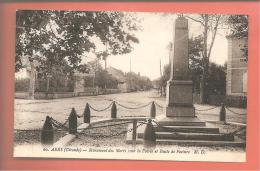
top-left (107, 67), bottom-right (129, 92)
top-left (226, 37), bottom-right (247, 97)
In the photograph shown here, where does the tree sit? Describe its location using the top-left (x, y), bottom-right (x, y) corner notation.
top-left (160, 35), bottom-right (226, 96)
top-left (226, 15), bottom-right (248, 60)
top-left (185, 14), bottom-right (223, 103)
top-left (16, 10), bottom-right (140, 76)
top-left (125, 72), bottom-right (152, 91)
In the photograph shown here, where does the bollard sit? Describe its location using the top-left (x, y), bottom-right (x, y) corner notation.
top-left (150, 101), bottom-right (156, 118)
top-left (143, 119), bottom-right (156, 147)
top-left (83, 103), bottom-right (91, 123)
top-left (132, 119), bottom-right (137, 141)
top-left (69, 108), bottom-right (78, 134)
top-left (220, 103), bottom-right (226, 123)
top-left (41, 116), bottom-right (54, 146)
top-left (111, 101), bottom-right (117, 118)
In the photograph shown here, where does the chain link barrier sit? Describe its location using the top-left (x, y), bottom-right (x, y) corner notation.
top-left (115, 101), bottom-right (152, 110)
top-left (76, 114), bottom-right (83, 118)
top-left (15, 101), bottom-right (247, 141)
top-left (78, 121), bottom-right (146, 139)
top-left (225, 106), bottom-right (246, 115)
top-left (154, 102), bottom-right (164, 109)
top-left (228, 126), bottom-right (246, 136)
top-left (89, 102), bottom-right (114, 112)
top-left (195, 106), bottom-right (219, 111)
top-left (50, 117), bottom-right (69, 130)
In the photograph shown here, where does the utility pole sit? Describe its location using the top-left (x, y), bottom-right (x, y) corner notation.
top-left (160, 59), bottom-right (162, 77)
top-left (159, 58), bottom-right (163, 96)
top-left (130, 56), bottom-right (132, 73)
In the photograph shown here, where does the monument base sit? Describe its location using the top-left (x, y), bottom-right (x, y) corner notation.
top-left (166, 80), bottom-right (195, 117)
top-left (157, 116), bottom-right (206, 126)
top-left (166, 105), bottom-right (195, 117)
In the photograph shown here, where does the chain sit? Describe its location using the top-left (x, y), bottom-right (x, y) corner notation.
top-left (89, 102), bottom-right (114, 112)
top-left (62, 119), bottom-right (69, 126)
top-left (79, 121), bottom-right (145, 139)
top-left (225, 107), bottom-right (246, 115)
top-left (154, 102), bottom-right (164, 108)
top-left (88, 121), bottom-right (132, 129)
top-left (14, 128), bottom-right (42, 132)
top-left (228, 126), bottom-right (246, 136)
top-left (50, 117), bottom-right (69, 130)
top-left (151, 120), bottom-right (181, 135)
top-left (75, 113), bottom-right (83, 118)
top-left (195, 106), bottom-right (218, 111)
top-left (115, 101), bottom-right (152, 110)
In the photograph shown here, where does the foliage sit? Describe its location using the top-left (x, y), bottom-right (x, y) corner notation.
top-left (160, 36), bottom-right (226, 96)
top-left (94, 70), bottom-right (118, 89)
top-left (207, 63), bottom-right (226, 95)
top-left (226, 15), bottom-right (248, 39)
top-left (126, 72), bottom-right (152, 91)
top-left (16, 10), bottom-right (140, 78)
top-left (185, 14), bottom-right (223, 103)
top-left (226, 15), bottom-right (248, 60)
top-left (15, 78), bottom-right (30, 92)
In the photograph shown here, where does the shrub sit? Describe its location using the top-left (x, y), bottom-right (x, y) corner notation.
top-left (15, 78), bottom-right (30, 92)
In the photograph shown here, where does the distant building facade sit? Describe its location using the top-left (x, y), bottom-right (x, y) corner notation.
top-left (107, 67), bottom-right (129, 92)
top-left (226, 37), bottom-right (247, 97)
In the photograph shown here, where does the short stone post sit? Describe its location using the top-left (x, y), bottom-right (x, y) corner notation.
top-left (41, 116), bottom-right (54, 146)
top-left (150, 101), bottom-right (156, 118)
top-left (220, 103), bottom-right (226, 123)
top-left (111, 101), bottom-right (117, 118)
top-left (83, 103), bottom-right (90, 123)
top-left (69, 108), bottom-right (77, 134)
top-left (143, 119), bottom-right (156, 147)
top-left (132, 119), bottom-right (137, 141)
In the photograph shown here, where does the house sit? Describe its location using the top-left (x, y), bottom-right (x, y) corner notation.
top-left (226, 37), bottom-right (247, 97)
top-left (107, 67), bottom-right (129, 92)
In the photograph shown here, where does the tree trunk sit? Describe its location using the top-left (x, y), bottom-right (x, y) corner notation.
top-left (29, 61), bottom-right (36, 99)
top-left (200, 14), bottom-right (209, 104)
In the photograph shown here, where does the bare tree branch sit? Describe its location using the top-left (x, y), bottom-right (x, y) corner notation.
top-left (207, 15), bottom-right (221, 59)
top-left (185, 15), bottom-right (205, 26)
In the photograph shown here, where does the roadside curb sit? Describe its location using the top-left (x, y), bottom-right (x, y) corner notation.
top-left (53, 123), bottom-right (89, 147)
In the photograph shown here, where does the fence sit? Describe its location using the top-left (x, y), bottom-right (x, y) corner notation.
top-left (14, 101), bottom-right (247, 146)
top-left (193, 93), bottom-right (247, 108)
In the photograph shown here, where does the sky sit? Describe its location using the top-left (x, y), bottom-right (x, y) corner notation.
top-left (104, 12), bottom-right (229, 80)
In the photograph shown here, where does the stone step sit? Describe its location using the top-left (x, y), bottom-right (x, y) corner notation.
top-left (138, 132), bottom-right (234, 141)
top-left (158, 121), bottom-right (206, 126)
top-left (155, 126), bottom-right (220, 134)
top-left (157, 117), bottom-right (206, 126)
top-left (155, 139), bottom-right (245, 147)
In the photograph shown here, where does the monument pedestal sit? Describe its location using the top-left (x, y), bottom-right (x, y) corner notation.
top-left (159, 79), bottom-right (205, 126)
top-left (165, 80), bottom-right (195, 117)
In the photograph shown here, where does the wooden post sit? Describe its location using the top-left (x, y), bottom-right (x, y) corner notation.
top-left (83, 103), bottom-right (91, 123)
top-left (69, 108), bottom-right (77, 134)
top-left (132, 119), bottom-right (137, 141)
top-left (111, 101), bottom-right (117, 118)
top-left (41, 116), bottom-right (54, 146)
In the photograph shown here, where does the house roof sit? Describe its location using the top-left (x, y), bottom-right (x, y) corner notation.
top-left (107, 67), bottom-right (126, 83)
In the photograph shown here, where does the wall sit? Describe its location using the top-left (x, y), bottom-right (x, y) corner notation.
top-left (226, 37), bottom-right (247, 96)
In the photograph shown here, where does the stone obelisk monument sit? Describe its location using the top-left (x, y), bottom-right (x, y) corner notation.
top-left (159, 16), bottom-right (204, 125)
top-left (166, 15), bottom-right (194, 117)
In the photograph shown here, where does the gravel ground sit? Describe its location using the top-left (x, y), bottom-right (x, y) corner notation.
top-left (68, 120), bottom-right (246, 152)
top-left (13, 130), bottom-right (67, 147)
